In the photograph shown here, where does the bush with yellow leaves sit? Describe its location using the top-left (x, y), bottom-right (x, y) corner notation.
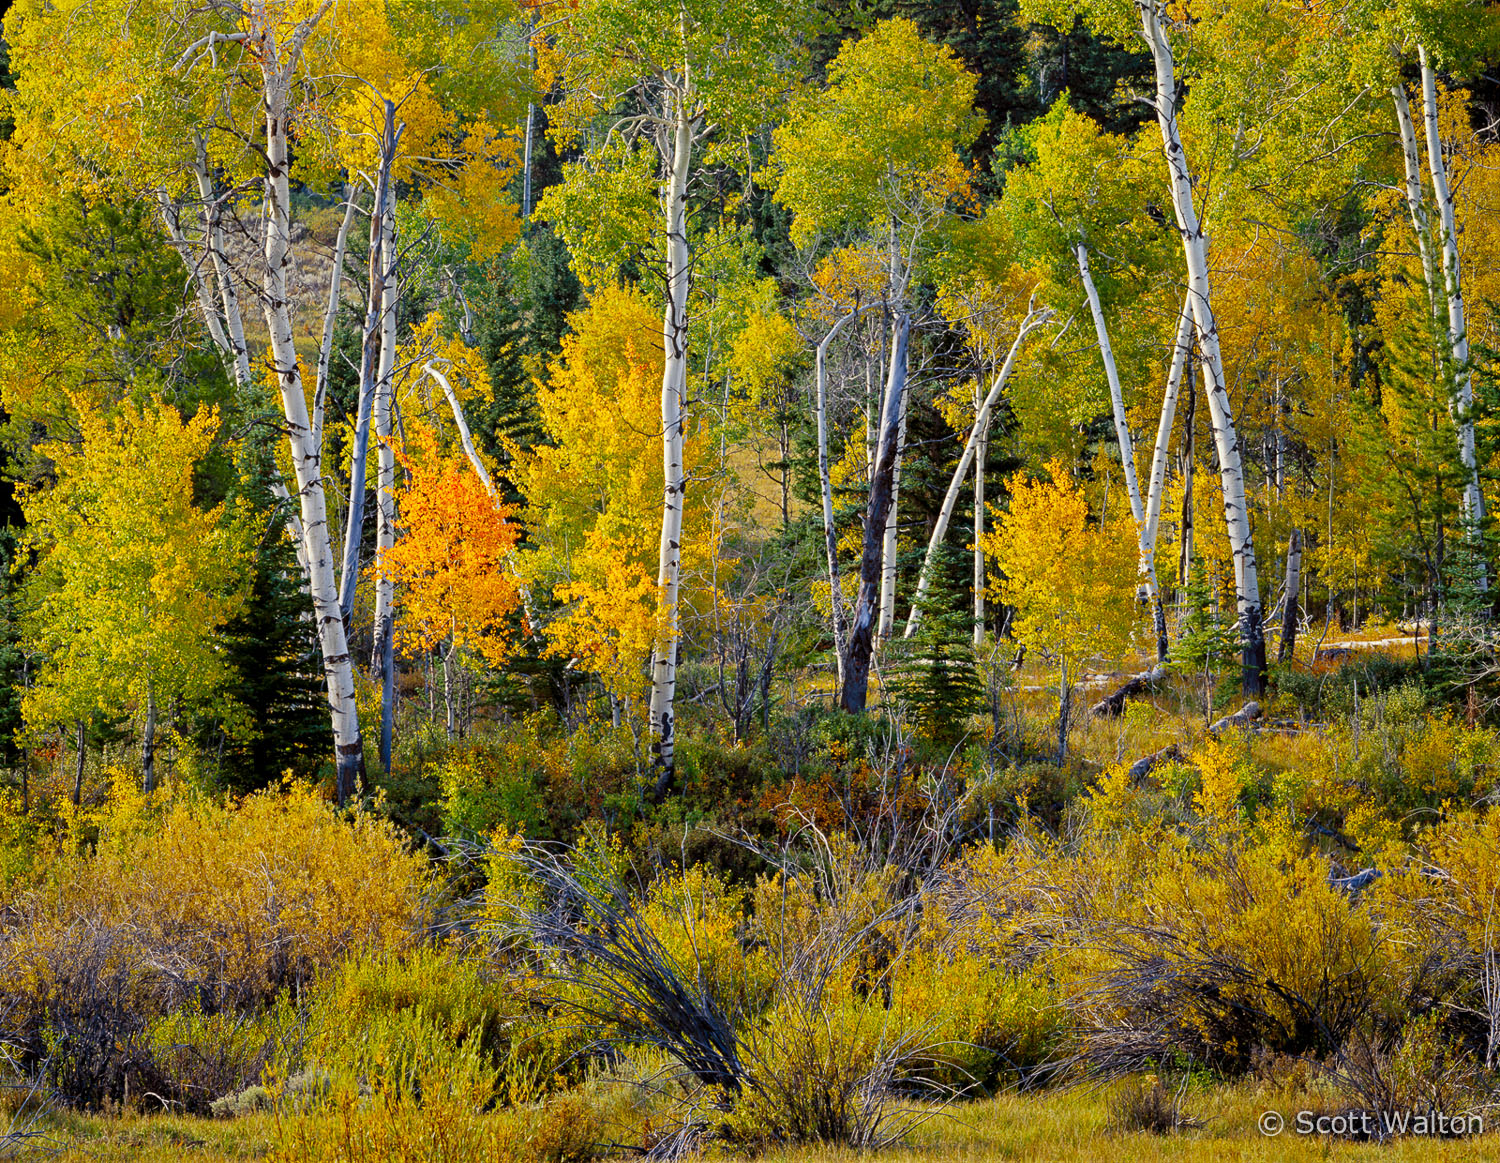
top-left (0, 776), bottom-right (431, 1108)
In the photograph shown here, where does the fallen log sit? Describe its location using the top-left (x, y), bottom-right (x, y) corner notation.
top-left (1090, 665), bottom-right (1166, 718)
top-left (1208, 700), bottom-right (1262, 735)
top-left (1126, 744), bottom-right (1182, 784)
top-left (1329, 867), bottom-right (1381, 896)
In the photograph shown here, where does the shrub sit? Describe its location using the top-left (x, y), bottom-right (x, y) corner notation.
top-left (0, 779), bottom-right (431, 1107)
top-left (1105, 1073), bottom-right (1196, 1134)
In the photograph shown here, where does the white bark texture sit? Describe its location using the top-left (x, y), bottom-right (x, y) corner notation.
top-left (371, 181), bottom-right (399, 775)
top-left (1419, 47), bottom-right (1486, 538)
top-left (1142, 0), bottom-right (1266, 690)
top-left (814, 308), bottom-right (864, 692)
top-left (1140, 292), bottom-right (1195, 658)
top-left (973, 377), bottom-right (987, 646)
top-left (647, 100), bottom-right (693, 799)
top-left (904, 304), bottom-right (1053, 636)
top-left (251, 2), bottom-right (363, 800)
top-left (877, 343), bottom-right (908, 640)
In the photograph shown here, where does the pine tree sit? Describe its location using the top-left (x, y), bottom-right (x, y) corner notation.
top-left (1168, 559), bottom-right (1240, 724)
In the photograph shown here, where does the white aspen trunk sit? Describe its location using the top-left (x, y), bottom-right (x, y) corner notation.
top-left (426, 364), bottom-right (497, 497)
top-left (252, 4), bottom-right (362, 802)
top-left (141, 683), bottom-right (157, 794)
top-left (1076, 246), bottom-right (1144, 522)
top-left (1392, 84), bottom-right (1440, 323)
top-left (647, 97), bottom-right (694, 800)
top-left (877, 340), bottom-right (908, 639)
top-left (815, 308), bottom-right (864, 692)
top-left (338, 138), bottom-right (394, 625)
top-left (1419, 46), bottom-right (1486, 542)
top-left (192, 134), bottom-right (252, 390)
top-left (1076, 243), bottom-right (1171, 658)
top-left (905, 305), bottom-right (1053, 636)
top-left (315, 185), bottom-right (359, 435)
top-left (1142, 0), bottom-right (1266, 693)
top-left (842, 312), bottom-right (910, 713)
top-left (371, 176), bottom-right (399, 776)
top-left (973, 377), bottom-right (987, 647)
top-left (155, 189), bottom-right (232, 359)
top-left (1278, 528), bottom-right (1302, 664)
top-left (1141, 292), bottom-right (1194, 658)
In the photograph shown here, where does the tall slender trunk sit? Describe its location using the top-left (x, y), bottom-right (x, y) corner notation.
top-left (1142, 293), bottom-right (1194, 659)
top-left (1180, 385), bottom-right (1196, 593)
top-left (254, 11), bottom-right (363, 802)
top-left (842, 312), bottom-right (910, 713)
top-left (974, 379), bottom-right (987, 647)
top-left (877, 338), bottom-right (909, 639)
top-left (316, 186), bottom-right (359, 438)
top-left (73, 720), bottom-right (85, 807)
top-left (1076, 244), bottom-right (1170, 657)
top-left (815, 308), bottom-right (863, 693)
top-left (522, 103), bottom-right (535, 220)
top-left (1393, 84), bottom-right (1440, 326)
top-left (193, 133), bottom-right (252, 390)
top-left (371, 142), bottom-right (399, 778)
top-left (1142, 2), bottom-right (1266, 695)
top-left (339, 137), bottom-right (392, 625)
top-left (1419, 47), bottom-right (1486, 550)
top-left (647, 98), bottom-right (694, 801)
top-left (905, 305), bottom-right (1052, 635)
top-left (141, 685), bottom-right (157, 794)
top-left (1279, 529), bottom-right (1302, 664)
top-left (1056, 659), bottom-right (1072, 766)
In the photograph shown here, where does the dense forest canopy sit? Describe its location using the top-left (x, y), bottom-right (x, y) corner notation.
top-left (4, 1), bottom-right (1500, 1157)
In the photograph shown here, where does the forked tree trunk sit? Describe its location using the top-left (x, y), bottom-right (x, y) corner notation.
top-left (254, 8), bottom-right (364, 802)
top-left (842, 312), bottom-right (910, 713)
top-left (905, 304), bottom-right (1052, 636)
top-left (1141, 293), bottom-right (1195, 659)
top-left (647, 98), bottom-right (694, 801)
top-left (1419, 47), bottom-right (1486, 551)
top-left (1142, 1), bottom-right (1266, 695)
top-left (1278, 529), bottom-right (1302, 664)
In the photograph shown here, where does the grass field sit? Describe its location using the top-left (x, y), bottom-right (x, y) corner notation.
top-left (25, 1084), bottom-right (1500, 1161)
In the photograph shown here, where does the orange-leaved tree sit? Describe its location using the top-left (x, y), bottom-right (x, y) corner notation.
top-left (384, 432), bottom-right (523, 738)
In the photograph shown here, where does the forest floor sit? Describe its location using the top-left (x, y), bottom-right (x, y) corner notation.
top-left (28, 1086), bottom-right (1500, 1161)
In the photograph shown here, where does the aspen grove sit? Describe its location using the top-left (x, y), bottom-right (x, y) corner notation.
top-left (5, 0), bottom-right (1500, 1159)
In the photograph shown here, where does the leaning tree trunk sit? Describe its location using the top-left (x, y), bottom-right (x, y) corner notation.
top-left (1142, 1), bottom-right (1266, 695)
top-left (256, 19), bottom-right (364, 801)
top-left (1419, 46), bottom-right (1486, 551)
top-left (905, 303), bottom-right (1052, 636)
top-left (1392, 83), bottom-right (1441, 328)
top-left (1076, 243), bottom-right (1170, 659)
top-left (647, 98), bottom-right (694, 802)
top-left (842, 312), bottom-right (910, 713)
top-left (1278, 528), bottom-right (1302, 664)
top-left (370, 172), bottom-right (399, 778)
top-left (814, 307), bottom-right (865, 694)
top-left (1141, 292), bottom-right (1195, 659)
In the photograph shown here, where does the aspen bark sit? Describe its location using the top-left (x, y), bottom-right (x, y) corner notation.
top-left (1076, 243), bottom-right (1170, 659)
top-left (647, 99), bottom-right (694, 800)
top-left (905, 304), bottom-right (1052, 636)
top-left (973, 376), bottom-right (987, 646)
top-left (814, 308), bottom-right (865, 693)
top-left (252, 3), bottom-right (364, 803)
top-left (371, 156), bottom-right (399, 777)
top-left (315, 185), bottom-right (359, 434)
top-left (141, 684), bottom-right (157, 794)
top-left (1142, 1), bottom-right (1266, 694)
top-left (1419, 47), bottom-right (1486, 545)
top-left (1278, 529), bottom-right (1302, 664)
top-left (192, 133), bottom-right (252, 390)
top-left (1392, 84), bottom-right (1441, 324)
top-left (877, 341), bottom-right (908, 640)
top-left (842, 312), bottom-right (910, 713)
top-left (1141, 292), bottom-right (1194, 659)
